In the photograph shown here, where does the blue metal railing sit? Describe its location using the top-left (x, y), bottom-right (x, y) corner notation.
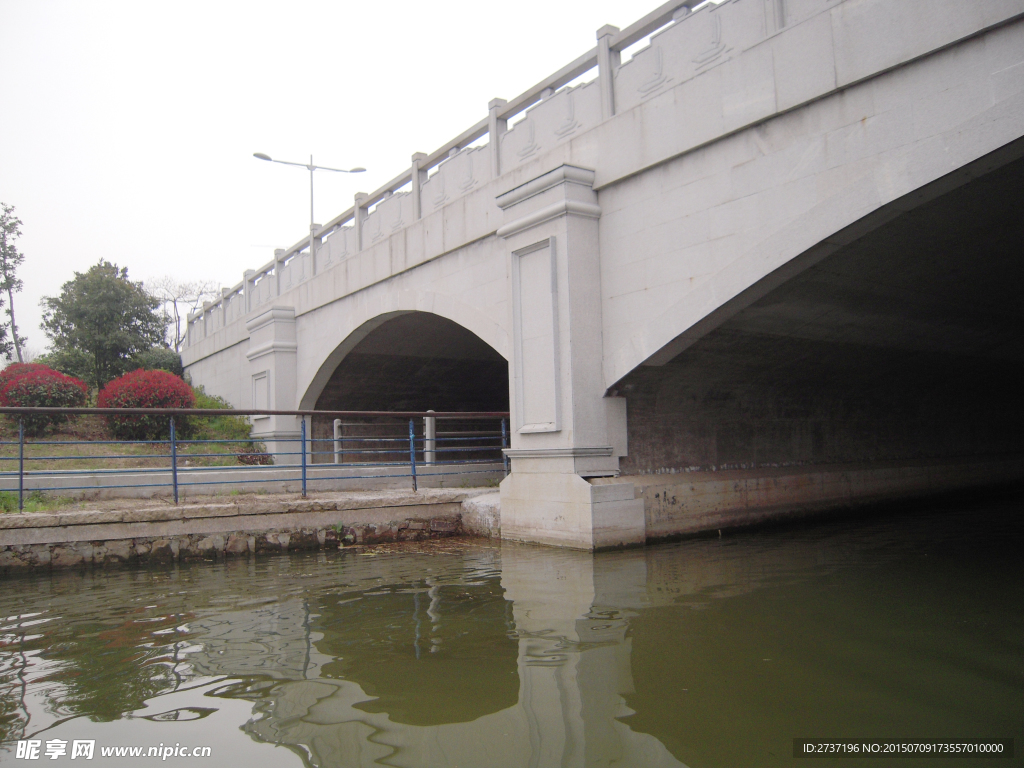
top-left (0, 407), bottom-right (509, 510)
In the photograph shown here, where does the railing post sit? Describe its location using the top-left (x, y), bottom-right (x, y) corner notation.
top-left (411, 153), bottom-right (427, 220)
top-left (597, 25), bottom-right (621, 121)
top-left (354, 193), bottom-right (368, 251)
top-left (333, 418), bottom-right (343, 464)
top-left (424, 410), bottom-right (436, 466)
top-left (18, 418), bottom-right (24, 512)
top-left (770, 0), bottom-right (785, 32)
top-left (244, 269), bottom-right (255, 312)
top-left (300, 416), bottom-right (307, 498)
top-left (409, 418), bottom-right (418, 492)
top-left (501, 418), bottom-right (509, 477)
top-left (488, 98), bottom-right (507, 179)
top-left (310, 223), bottom-right (322, 276)
top-left (169, 416), bottom-right (179, 505)
top-left (273, 248), bottom-right (286, 297)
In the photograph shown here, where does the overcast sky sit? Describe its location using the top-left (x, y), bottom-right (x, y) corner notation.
top-left (0, 0), bottom-right (667, 356)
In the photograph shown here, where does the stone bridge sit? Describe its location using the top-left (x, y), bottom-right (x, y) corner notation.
top-left (183, 0), bottom-right (1024, 549)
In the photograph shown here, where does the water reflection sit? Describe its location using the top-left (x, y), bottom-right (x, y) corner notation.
top-left (1, 503), bottom-right (1022, 767)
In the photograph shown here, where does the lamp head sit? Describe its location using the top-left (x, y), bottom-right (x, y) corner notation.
top-left (253, 152), bottom-right (272, 161)
top-left (349, 167), bottom-right (366, 173)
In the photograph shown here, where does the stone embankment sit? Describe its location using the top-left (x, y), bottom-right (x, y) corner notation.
top-left (0, 488), bottom-right (497, 571)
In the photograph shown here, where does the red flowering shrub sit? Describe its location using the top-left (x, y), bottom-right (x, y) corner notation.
top-left (0, 367), bottom-right (88, 436)
top-left (98, 369), bottom-right (196, 440)
top-left (0, 363), bottom-right (52, 392)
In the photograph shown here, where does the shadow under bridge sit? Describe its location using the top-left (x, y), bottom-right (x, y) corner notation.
top-left (308, 312), bottom-right (511, 481)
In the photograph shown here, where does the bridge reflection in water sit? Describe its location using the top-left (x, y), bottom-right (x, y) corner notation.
top-left (1, 501), bottom-right (1021, 767)
top-left (197, 547), bottom-right (685, 767)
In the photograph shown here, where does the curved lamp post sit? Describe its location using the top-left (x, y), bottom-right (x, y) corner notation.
top-left (253, 152), bottom-right (365, 260)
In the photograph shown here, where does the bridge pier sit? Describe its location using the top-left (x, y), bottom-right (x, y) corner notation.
top-left (496, 166), bottom-right (644, 550)
top-left (246, 307), bottom-right (302, 465)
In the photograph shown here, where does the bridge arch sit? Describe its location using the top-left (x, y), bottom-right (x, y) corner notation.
top-left (606, 138), bottom-right (1024, 389)
top-left (298, 304), bottom-right (510, 465)
top-left (609, 138), bottom-right (1024, 476)
top-left (297, 289), bottom-right (509, 412)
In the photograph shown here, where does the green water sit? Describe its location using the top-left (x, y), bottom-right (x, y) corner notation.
top-left (1, 498), bottom-right (1021, 767)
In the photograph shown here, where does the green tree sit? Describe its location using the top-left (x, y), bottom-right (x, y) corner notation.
top-left (40, 260), bottom-right (166, 389)
top-left (35, 347), bottom-right (94, 383)
top-left (132, 346), bottom-right (184, 378)
top-left (0, 203), bottom-right (27, 362)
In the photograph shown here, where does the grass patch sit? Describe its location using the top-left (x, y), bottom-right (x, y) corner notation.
top-left (0, 490), bottom-right (75, 513)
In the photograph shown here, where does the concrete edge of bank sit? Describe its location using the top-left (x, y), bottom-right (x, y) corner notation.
top-left (593, 455), bottom-right (1024, 543)
top-left (0, 488), bottom-right (495, 571)
top-left (3, 455), bottom-right (1022, 569)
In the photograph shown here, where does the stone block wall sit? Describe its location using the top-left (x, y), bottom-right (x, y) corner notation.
top-left (0, 491), bottom-right (481, 571)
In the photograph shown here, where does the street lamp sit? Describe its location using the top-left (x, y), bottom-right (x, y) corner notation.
top-left (253, 152), bottom-right (365, 261)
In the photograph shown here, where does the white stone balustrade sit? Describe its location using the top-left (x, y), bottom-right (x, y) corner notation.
top-left (180, 0), bottom-right (1024, 367)
top-left (183, 0), bottom-right (730, 349)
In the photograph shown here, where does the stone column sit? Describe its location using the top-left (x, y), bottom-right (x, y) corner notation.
top-left (496, 164), bottom-right (644, 550)
top-left (246, 306), bottom-right (300, 465)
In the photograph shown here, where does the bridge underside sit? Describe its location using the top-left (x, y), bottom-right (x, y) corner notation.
top-left (311, 312), bottom-right (509, 464)
top-left (612, 146), bottom-right (1024, 534)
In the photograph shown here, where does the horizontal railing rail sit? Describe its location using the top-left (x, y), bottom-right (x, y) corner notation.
top-left (0, 408), bottom-right (510, 510)
top-left (0, 407), bottom-right (509, 418)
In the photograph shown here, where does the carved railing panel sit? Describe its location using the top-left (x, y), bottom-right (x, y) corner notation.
top-left (251, 272), bottom-right (275, 309)
top-left (320, 225), bottom-right (356, 268)
top-left (615, 0), bottom-right (768, 114)
top-left (499, 81), bottom-right (601, 175)
top-left (279, 252), bottom-right (310, 292)
top-left (363, 191), bottom-right (414, 244)
top-left (225, 291), bottom-right (243, 324)
top-left (420, 146), bottom-right (489, 215)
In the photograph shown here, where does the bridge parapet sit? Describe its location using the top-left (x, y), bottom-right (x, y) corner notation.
top-left (184, 0), bottom-right (1024, 356)
top-left (183, 0), bottom-right (725, 348)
